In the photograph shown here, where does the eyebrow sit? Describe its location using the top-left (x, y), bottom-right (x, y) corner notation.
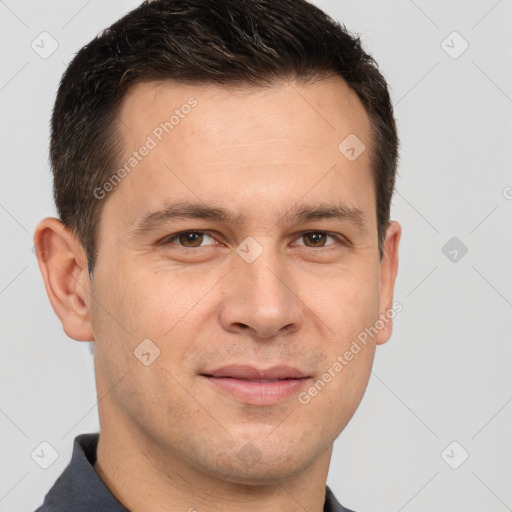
top-left (130, 200), bottom-right (367, 236)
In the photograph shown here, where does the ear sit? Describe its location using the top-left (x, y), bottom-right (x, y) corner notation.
top-left (33, 217), bottom-right (94, 342)
top-left (375, 220), bottom-right (401, 346)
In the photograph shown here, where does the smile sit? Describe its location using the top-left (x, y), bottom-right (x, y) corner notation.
top-left (201, 365), bottom-right (312, 405)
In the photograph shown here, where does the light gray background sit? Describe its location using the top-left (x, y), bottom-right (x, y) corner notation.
top-left (1, 1), bottom-right (511, 511)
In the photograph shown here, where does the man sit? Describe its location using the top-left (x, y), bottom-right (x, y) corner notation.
top-left (33, 0), bottom-right (401, 510)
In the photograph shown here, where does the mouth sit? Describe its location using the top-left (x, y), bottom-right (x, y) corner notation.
top-left (200, 365), bottom-right (312, 405)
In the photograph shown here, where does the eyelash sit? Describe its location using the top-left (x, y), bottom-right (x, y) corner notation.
top-left (159, 230), bottom-right (348, 250)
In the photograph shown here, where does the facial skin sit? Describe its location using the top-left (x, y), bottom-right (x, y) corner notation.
top-left (34, 76), bottom-right (401, 512)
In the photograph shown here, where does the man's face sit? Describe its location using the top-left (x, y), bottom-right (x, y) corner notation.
top-left (87, 77), bottom-right (399, 483)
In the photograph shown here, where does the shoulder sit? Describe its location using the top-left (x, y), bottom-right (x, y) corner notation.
top-left (325, 485), bottom-right (358, 512)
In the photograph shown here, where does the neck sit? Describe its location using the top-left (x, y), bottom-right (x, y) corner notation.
top-left (93, 408), bottom-right (332, 512)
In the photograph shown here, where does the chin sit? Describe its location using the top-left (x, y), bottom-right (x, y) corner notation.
top-left (199, 435), bottom-right (320, 484)
top-left (212, 458), bottom-right (307, 486)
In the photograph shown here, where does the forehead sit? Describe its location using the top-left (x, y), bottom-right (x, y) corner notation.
top-left (118, 77), bottom-right (371, 144)
top-left (103, 77), bottom-right (375, 233)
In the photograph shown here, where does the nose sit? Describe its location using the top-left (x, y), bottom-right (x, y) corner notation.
top-left (218, 246), bottom-right (304, 340)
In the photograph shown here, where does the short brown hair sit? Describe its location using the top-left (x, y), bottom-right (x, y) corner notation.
top-left (51, 0), bottom-right (399, 275)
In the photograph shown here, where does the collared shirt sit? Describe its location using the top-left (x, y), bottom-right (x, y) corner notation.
top-left (34, 433), bottom-right (356, 512)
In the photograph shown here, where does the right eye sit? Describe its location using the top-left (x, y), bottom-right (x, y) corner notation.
top-left (160, 230), bottom-right (218, 249)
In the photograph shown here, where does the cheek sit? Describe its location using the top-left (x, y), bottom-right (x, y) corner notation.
top-left (104, 266), bottom-right (207, 341)
top-left (300, 333), bottom-right (376, 437)
top-left (301, 267), bottom-right (380, 420)
top-left (313, 265), bottom-right (381, 343)
top-left (90, 268), bottom-right (209, 436)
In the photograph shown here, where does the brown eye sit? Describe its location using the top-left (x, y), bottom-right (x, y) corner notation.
top-left (177, 231), bottom-right (204, 247)
top-left (162, 231), bottom-right (216, 248)
top-left (302, 232), bottom-right (328, 247)
top-left (296, 231), bottom-right (341, 248)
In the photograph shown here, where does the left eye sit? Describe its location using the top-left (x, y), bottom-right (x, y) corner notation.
top-left (161, 231), bottom-right (342, 249)
top-left (294, 232), bottom-right (341, 248)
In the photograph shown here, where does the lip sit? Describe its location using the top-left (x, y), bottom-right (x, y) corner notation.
top-left (204, 365), bottom-right (308, 380)
top-left (201, 365), bottom-right (311, 405)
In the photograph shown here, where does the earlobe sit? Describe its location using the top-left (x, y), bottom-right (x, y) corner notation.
top-left (375, 220), bottom-right (402, 346)
top-left (33, 217), bottom-right (94, 342)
